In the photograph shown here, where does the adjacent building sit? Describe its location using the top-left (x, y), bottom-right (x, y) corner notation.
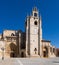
top-left (56, 48), bottom-right (59, 57)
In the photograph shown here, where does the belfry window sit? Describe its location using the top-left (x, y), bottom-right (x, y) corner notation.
top-left (34, 21), bottom-right (37, 25)
top-left (34, 13), bottom-right (37, 17)
top-left (11, 33), bottom-right (15, 36)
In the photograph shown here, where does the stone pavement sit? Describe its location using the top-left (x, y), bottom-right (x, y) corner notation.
top-left (0, 57), bottom-right (59, 65)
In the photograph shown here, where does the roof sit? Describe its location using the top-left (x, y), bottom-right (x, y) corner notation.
top-left (42, 40), bottom-right (51, 42)
top-left (33, 7), bottom-right (38, 11)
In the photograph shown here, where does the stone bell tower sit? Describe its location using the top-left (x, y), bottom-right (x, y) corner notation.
top-left (26, 7), bottom-right (42, 57)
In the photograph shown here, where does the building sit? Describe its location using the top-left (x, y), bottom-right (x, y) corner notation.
top-left (25, 7), bottom-right (56, 58)
top-left (56, 48), bottom-right (59, 57)
top-left (0, 7), bottom-right (56, 58)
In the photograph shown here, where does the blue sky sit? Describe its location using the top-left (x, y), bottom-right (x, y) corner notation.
top-left (0, 0), bottom-right (59, 48)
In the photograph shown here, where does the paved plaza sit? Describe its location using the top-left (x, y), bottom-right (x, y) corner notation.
top-left (0, 57), bottom-right (59, 65)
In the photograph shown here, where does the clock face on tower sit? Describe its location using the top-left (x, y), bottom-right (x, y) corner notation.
top-left (34, 28), bottom-right (38, 34)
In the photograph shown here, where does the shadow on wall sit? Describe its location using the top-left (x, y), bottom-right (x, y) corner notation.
top-left (9, 43), bottom-right (17, 57)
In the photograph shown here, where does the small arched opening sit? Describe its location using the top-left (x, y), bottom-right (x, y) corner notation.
top-left (43, 46), bottom-right (48, 57)
top-left (34, 48), bottom-right (37, 54)
top-left (21, 52), bottom-right (24, 58)
top-left (10, 52), bottom-right (15, 57)
top-left (9, 43), bottom-right (17, 57)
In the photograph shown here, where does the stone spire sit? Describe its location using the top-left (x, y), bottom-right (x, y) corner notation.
top-left (33, 7), bottom-right (38, 11)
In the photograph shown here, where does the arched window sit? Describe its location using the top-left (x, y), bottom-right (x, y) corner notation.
top-left (11, 33), bottom-right (15, 36)
top-left (34, 13), bottom-right (37, 17)
top-left (34, 21), bottom-right (37, 25)
top-left (34, 48), bottom-right (37, 54)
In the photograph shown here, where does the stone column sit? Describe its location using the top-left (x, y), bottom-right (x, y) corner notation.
top-left (48, 46), bottom-right (50, 57)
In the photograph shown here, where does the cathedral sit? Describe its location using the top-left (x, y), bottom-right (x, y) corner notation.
top-left (0, 7), bottom-right (56, 58)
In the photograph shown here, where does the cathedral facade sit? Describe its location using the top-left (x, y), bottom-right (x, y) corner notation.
top-left (0, 7), bottom-right (56, 58)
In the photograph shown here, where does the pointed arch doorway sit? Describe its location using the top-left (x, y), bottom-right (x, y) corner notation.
top-left (43, 47), bottom-right (48, 57)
